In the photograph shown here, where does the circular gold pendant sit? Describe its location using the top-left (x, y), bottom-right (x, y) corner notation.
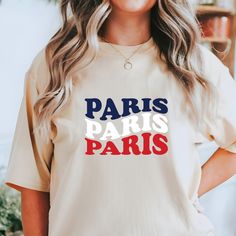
top-left (124, 60), bottom-right (132, 70)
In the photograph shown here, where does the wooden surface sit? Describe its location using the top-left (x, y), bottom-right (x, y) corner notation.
top-left (196, 5), bottom-right (233, 16)
top-left (201, 37), bottom-right (232, 44)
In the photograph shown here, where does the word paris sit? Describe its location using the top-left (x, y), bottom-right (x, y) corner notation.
top-left (84, 98), bottom-right (169, 156)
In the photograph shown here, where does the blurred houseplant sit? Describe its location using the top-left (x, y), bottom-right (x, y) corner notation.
top-left (0, 184), bottom-right (22, 236)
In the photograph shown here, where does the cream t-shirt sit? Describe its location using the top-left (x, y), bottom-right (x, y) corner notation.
top-left (5, 38), bottom-right (236, 236)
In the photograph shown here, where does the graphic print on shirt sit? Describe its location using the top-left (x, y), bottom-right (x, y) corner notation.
top-left (84, 98), bottom-right (169, 156)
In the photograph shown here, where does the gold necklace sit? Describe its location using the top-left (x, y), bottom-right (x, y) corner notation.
top-left (102, 38), bottom-right (145, 70)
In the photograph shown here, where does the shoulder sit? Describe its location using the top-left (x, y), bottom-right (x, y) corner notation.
top-left (27, 47), bottom-right (51, 94)
top-left (198, 44), bottom-right (222, 67)
top-left (196, 44), bottom-right (230, 85)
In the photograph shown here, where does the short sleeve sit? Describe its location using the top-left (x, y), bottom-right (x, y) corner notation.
top-left (5, 70), bottom-right (53, 192)
top-left (205, 55), bottom-right (236, 153)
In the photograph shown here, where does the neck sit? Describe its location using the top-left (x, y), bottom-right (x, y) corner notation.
top-left (101, 10), bottom-right (151, 46)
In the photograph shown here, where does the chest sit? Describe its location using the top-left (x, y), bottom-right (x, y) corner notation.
top-left (51, 61), bottom-right (195, 157)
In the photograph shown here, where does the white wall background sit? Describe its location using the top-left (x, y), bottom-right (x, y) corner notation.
top-left (0, 1), bottom-right (236, 236)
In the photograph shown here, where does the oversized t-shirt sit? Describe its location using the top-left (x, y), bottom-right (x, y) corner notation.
top-left (5, 38), bottom-right (236, 236)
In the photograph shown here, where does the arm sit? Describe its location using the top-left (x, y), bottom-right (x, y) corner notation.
top-left (21, 187), bottom-right (50, 236)
top-left (198, 148), bottom-right (236, 197)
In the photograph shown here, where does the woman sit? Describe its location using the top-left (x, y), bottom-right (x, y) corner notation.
top-left (5, 0), bottom-right (236, 235)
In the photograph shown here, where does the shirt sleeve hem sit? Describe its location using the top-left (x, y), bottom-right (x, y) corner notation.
top-left (4, 179), bottom-right (50, 193)
top-left (223, 144), bottom-right (236, 154)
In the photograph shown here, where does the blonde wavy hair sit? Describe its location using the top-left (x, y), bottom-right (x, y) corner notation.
top-left (34, 0), bottom-right (215, 138)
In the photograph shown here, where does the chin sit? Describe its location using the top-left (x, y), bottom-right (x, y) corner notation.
top-left (110, 0), bottom-right (156, 14)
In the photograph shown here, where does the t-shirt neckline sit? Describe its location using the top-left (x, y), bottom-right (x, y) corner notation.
top-left (98, 36), bottom-right (156, 55)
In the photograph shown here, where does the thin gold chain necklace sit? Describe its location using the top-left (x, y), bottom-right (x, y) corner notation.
top-left (102, 38), bottom-right (145, 70)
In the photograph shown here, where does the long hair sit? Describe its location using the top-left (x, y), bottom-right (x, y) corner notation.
top-left (34, 0), bottom-right (215, 138)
